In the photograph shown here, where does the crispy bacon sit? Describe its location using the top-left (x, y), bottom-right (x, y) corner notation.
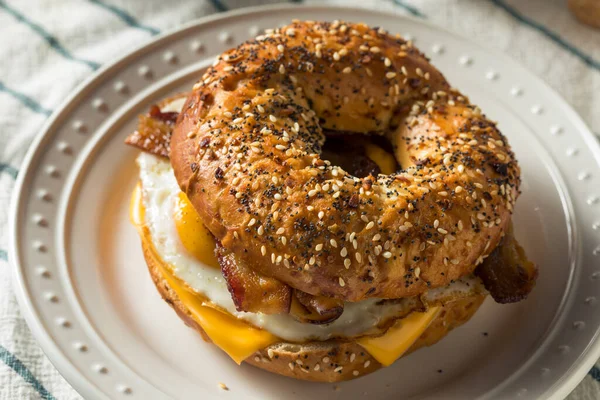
top-left (125, 113), bottom-right (174, 158)
top-left (216, 243), bottom-right (292, 314)
top-left (125, 97), bottom-right (184, 158)
top-left (290, 290), bottom-right (344, 324)
top-left (476, 224), bottom-right (538, 303)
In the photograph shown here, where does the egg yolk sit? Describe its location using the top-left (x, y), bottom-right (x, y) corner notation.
top-left (365, 143), bottom-right (397, 175)
top-left (174, 192), bottom-right (219, 268)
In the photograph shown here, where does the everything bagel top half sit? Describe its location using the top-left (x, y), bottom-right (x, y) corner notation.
top-left (172, 20), bottom-right (529, 301)
top-left (127, 19), bottom-right (537, 381)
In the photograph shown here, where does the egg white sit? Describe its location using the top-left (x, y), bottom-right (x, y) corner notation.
top-left (138, 152), bottom-right (484, 342)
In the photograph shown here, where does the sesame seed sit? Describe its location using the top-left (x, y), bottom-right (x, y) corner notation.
top-left (437, 228), bottom-right (448, 234)
top-left (277, 44), bottom-right (284, 52)
top-left (415, 267), bottom-right (421, 278)
top-left (330, 239), bottom-right (338, 248)
top-left (343, 67), bottom-right (352, 74)
top-left (279, 64), bottom-right (285, 74)
top-left (350, 353), bottom-right (356, 362)
top-left (257, 104), bottom-right (265, 114)
top-left (288, 363), bottom-right (294, 371)
top-left (315, 243), bottom-right (323, 251)
top-left (372, 234), bottom-right (381, 241)
top-left (333, 52), bottom-right (340, 61)
top-left (276, 227), bottom-right (285, 235)
top-left (267, 348), bottom-right (275, 358)
top-left (219, 383), bottom-right (229, 391)
top-left (364, 360), bottom-right (371, 368)
top-left (248, 218), bottom-right (256, 227)
top-left (261, 246), bottom-right (266, 256)
top-left (314, 364), bottom-right (320, 371)
top-left (269, 115), bottom-right (277, 122)
top-left (355, 253), bottom-right (362, 263)
top-left (323, 357), bottom-right (330, 363)
top-left (370, 46), bottom-right (380, 53)
top-left (341, 247), bottom-right (348, 257)
top-left (383, 251), bottom-right (392, 259)
top-left (434, 219), bottom-right (439, 228)
top-left (353, 371), bottom-right (359, 376)
top-left (339, 277), bottom-right (346, 287)
top-left (366, 221), bottom-right (375, 230)
top-left (344, 259), bottom-right (351, 268)
top-left (384, 57), bottom-right (391, 67)
top-left (257, 225), bottom-right (264, 235)
top-left (334, 366), bottom-right (344, 373)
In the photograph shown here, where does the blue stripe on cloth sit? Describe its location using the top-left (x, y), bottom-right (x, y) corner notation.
top-left (0, 1), bottom-right (100, 70)
top-left (0, 345), bottom-right (57, 400)
top-left (0, 163), bottom-right (19, 180)
top-left (0, 249), bottom-right (6, 261)
top-left (0, 81), bottom-right (52, 116)
top-left (208, 0), bottom-right (228, 12)
top-left (590, 366), bottom-right (600, 382)
top-left (490, 0), bottom-right (599, 71)
top-left (391, 0), bottom-right (427, 18)
top-left (88, 0), bottom-right (160, 36)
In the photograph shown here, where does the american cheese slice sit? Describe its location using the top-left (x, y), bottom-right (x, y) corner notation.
top-left (357, 307), bottom-right (440, 366)
top-left (131, 184), bottom-right (279, 364)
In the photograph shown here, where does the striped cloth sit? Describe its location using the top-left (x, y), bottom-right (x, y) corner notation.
top-left (0, 0), bottom-right (598, 398)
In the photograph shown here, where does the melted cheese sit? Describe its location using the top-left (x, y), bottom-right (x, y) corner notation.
top-left (132, 184), bottom-right (279, 364)
top-left (357, 306), bottom-right (440, 366)
top-left (365, 143), bottom-right (397, 175)
top-left (132, 183), bottom-right (442, 368)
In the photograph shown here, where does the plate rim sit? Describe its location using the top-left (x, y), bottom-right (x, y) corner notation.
top-left (9, 3), bottom-right (600, 400)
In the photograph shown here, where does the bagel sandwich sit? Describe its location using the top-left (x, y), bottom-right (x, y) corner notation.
top-left (125, 20), bottom-right (537, 382)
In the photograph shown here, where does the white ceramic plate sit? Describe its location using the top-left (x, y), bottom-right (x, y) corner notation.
top-left (9, 4), bottom-right (600, 400)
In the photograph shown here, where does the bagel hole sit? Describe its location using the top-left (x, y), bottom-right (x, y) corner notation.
top-left (321, 130), bottom-right (400, 178)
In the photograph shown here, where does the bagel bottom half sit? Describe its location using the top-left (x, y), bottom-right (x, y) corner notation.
top-left (141, 238), bottom-right (485, 382)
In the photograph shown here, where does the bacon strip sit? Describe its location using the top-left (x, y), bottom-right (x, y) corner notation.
top-left (290, 290), bottom-right (344, 325)
top-left (476, 224), bottom-right (538, 303)
top-left (216, 242), bottom-right (292, 314)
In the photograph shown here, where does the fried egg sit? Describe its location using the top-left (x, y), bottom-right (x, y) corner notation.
top-left (138, 152), bottom-right (486, 342)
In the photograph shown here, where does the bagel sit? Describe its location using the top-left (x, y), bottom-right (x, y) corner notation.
top-left (126, 19), bottom-right (536, 382)
top-left (170, 20), bottom-right (521, 302)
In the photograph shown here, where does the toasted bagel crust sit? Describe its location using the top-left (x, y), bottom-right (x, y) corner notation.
top-left (171, 20), bottom-right (520, 302)
top-left (142, 240), bottom-right (485, 382)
